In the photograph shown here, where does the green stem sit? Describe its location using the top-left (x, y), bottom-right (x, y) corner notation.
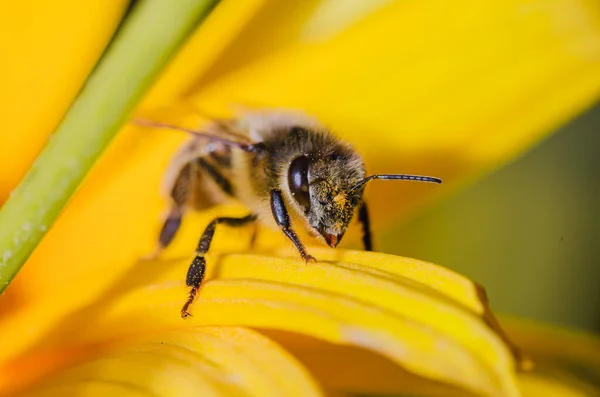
top-left (0, 0), bottom-right (218, 292)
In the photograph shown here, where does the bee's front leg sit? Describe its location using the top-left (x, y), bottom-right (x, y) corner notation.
top-left (270, 189), bottom-right (316, 263)
top-left (358, 201), bottom-right (373, 251)
top-left (181, 213), bottom-right (257, 319)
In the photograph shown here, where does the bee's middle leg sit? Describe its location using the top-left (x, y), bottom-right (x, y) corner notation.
top-left (181, 213), bottom-right (257, 319)
top-left (149, 159), bottom-right (194, 259)
top-left (270, 189), bottom-right (316, 263)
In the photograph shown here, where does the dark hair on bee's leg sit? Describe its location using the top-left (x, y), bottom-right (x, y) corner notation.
top-left (358, 201), bottom-right (373, 251)
top-left (270, 189), bottom-right (316, 263)
top-left (181, 213), bottom-right (257, 319)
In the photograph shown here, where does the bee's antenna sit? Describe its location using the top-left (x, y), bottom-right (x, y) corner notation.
top-left (350, 174), bottom-right (442, 192)
top-left (133, 119), bottom-right (261, 153)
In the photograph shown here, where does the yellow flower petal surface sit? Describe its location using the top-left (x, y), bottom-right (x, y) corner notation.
top-left (139, 0), bottom-right (269, 111)
top-left (14, 327), bottom-right (322, 397)
top-left (0, 1), bottom-right (129, 201)
top-left (88, 261), bottom-right (519, 396)
top-left (141, 0), bottom-right (394, 111)
top-left (519, 374), bottom-right (595, 397)
top-left (2, 253), bottom-right (521, 396)
top-left (506, 319), bottom-right (600, 397)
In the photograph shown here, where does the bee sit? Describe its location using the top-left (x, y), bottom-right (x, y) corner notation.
top-left (139, 110), bottom-right (442, 318)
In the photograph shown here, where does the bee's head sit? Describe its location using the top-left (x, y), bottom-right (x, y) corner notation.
top-left (283, 127), bottom-right (442, 249)
top-left (286, 150), bottom-right (366, 248)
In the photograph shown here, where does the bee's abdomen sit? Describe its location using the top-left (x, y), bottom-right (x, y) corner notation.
top-left (208, 144), bottom-right (232, 168)
top-left (195, 157), bottom-right (234, 196)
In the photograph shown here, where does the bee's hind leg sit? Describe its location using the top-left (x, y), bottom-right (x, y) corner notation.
top-left (181, 213), bottom-right (257, 319)
top-left (147, 159), bottom-right (196, 260)
top-left (144, 206), bottom-right (183, 260)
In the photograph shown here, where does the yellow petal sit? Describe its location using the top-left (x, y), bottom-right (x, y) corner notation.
top-left (506, 318), bottom-right (600, 396)
top-left (505, 317), bottom-right (600, 369)
top-left (2, 251), bottom-right (521, 397)
top-left (0, 1), bottom-right (129, 201)
top-left (138, 0), bottom-right (269, 111)
top-left (13, 327), bottom-right (322, 397)
top-left (181, 0), bottom-right (600, 229)
top-left (141, 0), bottom-right (393, 111)
top-left (518, 374), bottom-right (597, 397)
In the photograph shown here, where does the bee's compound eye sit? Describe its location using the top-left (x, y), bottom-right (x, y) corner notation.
top-left (288, 156), bottom-right (311, 210)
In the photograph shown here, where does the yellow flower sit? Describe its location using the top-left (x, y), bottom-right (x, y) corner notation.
top-left (1, 1), bottom-right (600, 397)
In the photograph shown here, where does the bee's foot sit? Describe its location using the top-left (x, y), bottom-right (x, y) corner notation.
top-left (304, 255), bottom-right (317, 264)
top-left (181, 307), bottom-right (193, 319)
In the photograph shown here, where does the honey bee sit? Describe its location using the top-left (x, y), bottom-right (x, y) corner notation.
top-left (139, 110), bottom-right (442, 318)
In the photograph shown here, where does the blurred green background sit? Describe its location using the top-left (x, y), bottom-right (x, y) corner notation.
top-left (382, 102), bottom-right (600, 334)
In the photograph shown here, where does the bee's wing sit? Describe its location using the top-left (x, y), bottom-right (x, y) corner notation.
top-left (176, 106), bottom-right (253, 143)
top-left (133, 119), bottom-right (257, 152)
